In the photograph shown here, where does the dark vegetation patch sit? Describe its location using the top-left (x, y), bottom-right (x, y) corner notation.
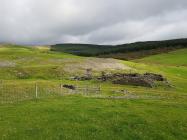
top-left (51, 38), bottom-right (187, 60)
top-left (100, 73), bottom-right (168, 88)
top-left (72, 72), bottom-right (170, 88)
top-left (98, 47), bottom-right (183, 60)
top-left (63, 84), bottom-right (76, 90)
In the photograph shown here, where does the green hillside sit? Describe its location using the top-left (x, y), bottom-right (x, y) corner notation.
top-left (135, 48), bottom-right (187, 66)
top-left (0, 45), bottom-right (129, 79)
top-left (51, 38), bottom-right (187, 59)
top-left (0, 44), bottom-right (187, 140)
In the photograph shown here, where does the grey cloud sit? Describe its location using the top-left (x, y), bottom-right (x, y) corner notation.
top-left (0, 0), bottom-right (187, 45)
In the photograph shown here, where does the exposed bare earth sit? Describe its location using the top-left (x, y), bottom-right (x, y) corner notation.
top-left (0, 61), bottom-right (16, 67)
top-left (63, 58), bottom-right (130, 73)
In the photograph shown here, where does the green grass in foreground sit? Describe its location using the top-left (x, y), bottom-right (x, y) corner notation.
top-left (0, 96), bottom-right (187, 140)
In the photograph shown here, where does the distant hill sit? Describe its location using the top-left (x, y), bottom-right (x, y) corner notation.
top-left (51, 38), bottom-right (187, 60)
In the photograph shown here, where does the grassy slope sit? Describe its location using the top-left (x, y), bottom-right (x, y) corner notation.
top-left (135, 48), bottom-right (187, 66)
top-left (0, 46), bottom-right (75, 79)
top-left (0, 45), bottom-right (187, 140)
top-left (131, 49), bottom-right (187, 93)
top-left (0, 45), bottom-right (129, 79)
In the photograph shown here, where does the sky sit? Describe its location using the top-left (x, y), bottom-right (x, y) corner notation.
top-left (0, 0), bottom-right (187, 45)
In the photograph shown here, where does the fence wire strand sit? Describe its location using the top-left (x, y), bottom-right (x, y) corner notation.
top-left (0, 82), bottom-right (101, 104)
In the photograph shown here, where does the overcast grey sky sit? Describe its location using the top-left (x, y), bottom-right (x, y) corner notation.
top-left (0, 0), bottom-right (187, 45)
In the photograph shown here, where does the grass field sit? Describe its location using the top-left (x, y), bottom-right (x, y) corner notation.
top-left (1, 97), bottom-right (187, 140)
top-left (135, 49), bottom-right (187, 66)
top-left (0, 45), bottom-right (187, 140)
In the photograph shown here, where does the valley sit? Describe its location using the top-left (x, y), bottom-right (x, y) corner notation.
top-left (0, 43), bottom-right (187, 140)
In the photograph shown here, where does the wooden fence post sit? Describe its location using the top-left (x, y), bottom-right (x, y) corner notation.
top-left (99, 85), bottom-right (101, 94)
top-left (84, 85), bottom-right (87, 95)
top-left (35, 83), bottom-right (38, 99)
top-left (60, 83), bottom-right (63, 95)
top-left (0, 80), bottom-right (2, 103)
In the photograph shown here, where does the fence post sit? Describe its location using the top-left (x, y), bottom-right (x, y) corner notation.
top-left (123, 90), bottom-right (128, 94)
top-left (60, 83), bottom-right (63, 95)
top-left (0, 80), bottom-right (2, 104)
top-left (35, 83), bottom-right (38, 99)
top-left (86, 85), bottom-right (89, 95)
top-left (99, 85), bottom-right (101, 94)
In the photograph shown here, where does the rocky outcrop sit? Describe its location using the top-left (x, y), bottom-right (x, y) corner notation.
top-left (71, 72), bottom-right (168, 88)
top-left (99, 73), bottom-right (167, 88)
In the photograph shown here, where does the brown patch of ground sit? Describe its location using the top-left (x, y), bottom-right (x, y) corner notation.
top-left (63, 58), bottom-right (130, 73)
top-left (0, 61), bottom-right (16, 67)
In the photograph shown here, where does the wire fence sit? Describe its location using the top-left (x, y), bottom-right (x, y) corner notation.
top-left (0, 81), bottom-right (101, 104)
top-left (0, 80), bottom-right (166, 104)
